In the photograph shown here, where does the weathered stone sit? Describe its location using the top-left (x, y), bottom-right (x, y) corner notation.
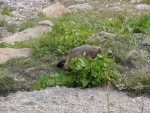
top-left (42, 2), bottom-right (71, 18)
top-left (2, 20), bottom-right (52, 44)
top-left (130, 0), bottom-right (141, 3)
top-left (99, 31), bottom-right (116, 37)
top-left (135, 4), bottom-right (150, 10)
top-left (68, 3), bottom-right (93, 11)
top-left (142, 38), bottom-right (150, 46)
top-left (125, 50), bottom-right (139, 63)
top-left (0, 48), bottom-right (31, 64)
top-left (38, 20), bottom-right (54, 26)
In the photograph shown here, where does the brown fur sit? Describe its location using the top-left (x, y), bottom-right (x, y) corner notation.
top-left (57, 45), bottom-right (101, 70)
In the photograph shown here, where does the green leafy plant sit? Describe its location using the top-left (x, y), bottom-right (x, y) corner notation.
top-left (125, 14), bottom-right (150, 34)
top-left (32, 53), bottom-right (119, 90)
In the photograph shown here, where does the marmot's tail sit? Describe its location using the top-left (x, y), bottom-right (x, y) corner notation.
top-left (57, 59), bottom-right (66, 67)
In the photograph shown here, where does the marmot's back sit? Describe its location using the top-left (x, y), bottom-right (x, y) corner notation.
top-left (64, 45), bottom-right (101, 70)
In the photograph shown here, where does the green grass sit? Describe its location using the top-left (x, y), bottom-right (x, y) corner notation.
top-left (0, 71), bottom-right (19, 93)
top-left (0, 20), bottom-right (7, 27)
top-left (18, 12), bottom-right (48, 32)
top-left (140, 0), bottom-right (150, 4)
top-left (0, 19), bottom-right (17, 33)
top-left (1, 8), bottom-right (13, 16)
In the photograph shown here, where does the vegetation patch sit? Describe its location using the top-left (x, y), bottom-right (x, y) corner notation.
top-left (18, 12), bottom-right (48, 32)
top-left (0, 19), bottom-right (17, 33)
top-left (1, 8), bottom-right (13, 16)
top-left (0, 71), bottom-right (18, 93)
top-left (32, 53), bottom-right (119, 90)
top-left (30, 12), bottom-right (102, 58)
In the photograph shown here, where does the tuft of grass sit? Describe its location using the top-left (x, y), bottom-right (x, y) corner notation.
top-left (0, 72), bottom-right (18, 93)
top-left (0, 20), bottom-right (7, 27)
top-left (140, 0), bottom-right (150, 4)
top-left (120, 69), bottom-right (150, 95)
top-left (18, 12), bottom-right (48, 32)
top-left (1, 8), bottom-right (13, 16)
top-left (5, 23), bottom-right (17, 33)
top-left (0, 19), bottom-right (17, 33)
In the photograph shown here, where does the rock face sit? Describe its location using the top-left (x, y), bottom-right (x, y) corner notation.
top-left (130, 0), bottom-right (141, 3)
top-left (142, 38), bottom-right (150, 46)
top-left (125, 50), bottom-right (139, 63)
top-left (1, 20), bottom-right (53, 44)
top-left (0, 86), bottom-right (150, 113)
top-left (0, 20), bottom-right (52, 63)
top-left (135, 4), bottom-right (150, 10)
top-left (0, 48), bottom-right (31, 64)
top-left (68, 3), bottom-right (93, 11)
top-left (42, 2), bottom-right (71, 18)
top-left (0, 0), bottom-right (53, 24)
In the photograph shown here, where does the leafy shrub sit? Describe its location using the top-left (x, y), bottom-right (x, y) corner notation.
top-left (32, 53), bottom-right (119, 90)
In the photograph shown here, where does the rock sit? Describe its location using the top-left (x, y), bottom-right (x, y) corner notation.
top-left (42, 2), bottom-right (71, 18)
top-left (130, 0), bottom-right (141, 3)
top-left (142, 38), bottom-right (150, 46)
top-left (0, 0), bottom-right (53, 24)
top-left (0, 27), bottom-right (13, 38)
top-left (0, 48), bottom-right (31, 64)
top-left (25, 67), bottom-right (35, 74)
top-left (38, 20), bottom-right (54, 27)
top-left (2, 20), bottom-right (53, 44)
top-left (125, 50), bottom-right (139, 63)
top-left (133, 33), bottom-right (144, 39)
top-left (135, 4), bottom-right (150, 10)
top-left (68, 3), bottom-right (93, 11)
top-left (99, 31), bottom-right (116, 37)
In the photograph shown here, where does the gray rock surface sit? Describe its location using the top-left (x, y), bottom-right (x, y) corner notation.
top-left (142, 38), bottom-right (150, 46)
top-left (42, 2), bottom-right (71, 18)
top-left (0, 0), bottom-right (54, 24)
top-left (0, 86), bottom-right (150, 113)
top-left (0, 48), bottom-right (31, 64)
top-left (1, 20), bottom-right (53, 44)
top-left (130, 0), bottom-right (141, 3)
top-left (135, 4), bottom-right (150, 10)
top-left (125, 50), bottom-right (139, 63)
top-left (68, 3), bottom-right (93, 11)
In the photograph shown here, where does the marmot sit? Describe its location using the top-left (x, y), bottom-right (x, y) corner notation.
top-left (57, 45), bottom-right (101, 70)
